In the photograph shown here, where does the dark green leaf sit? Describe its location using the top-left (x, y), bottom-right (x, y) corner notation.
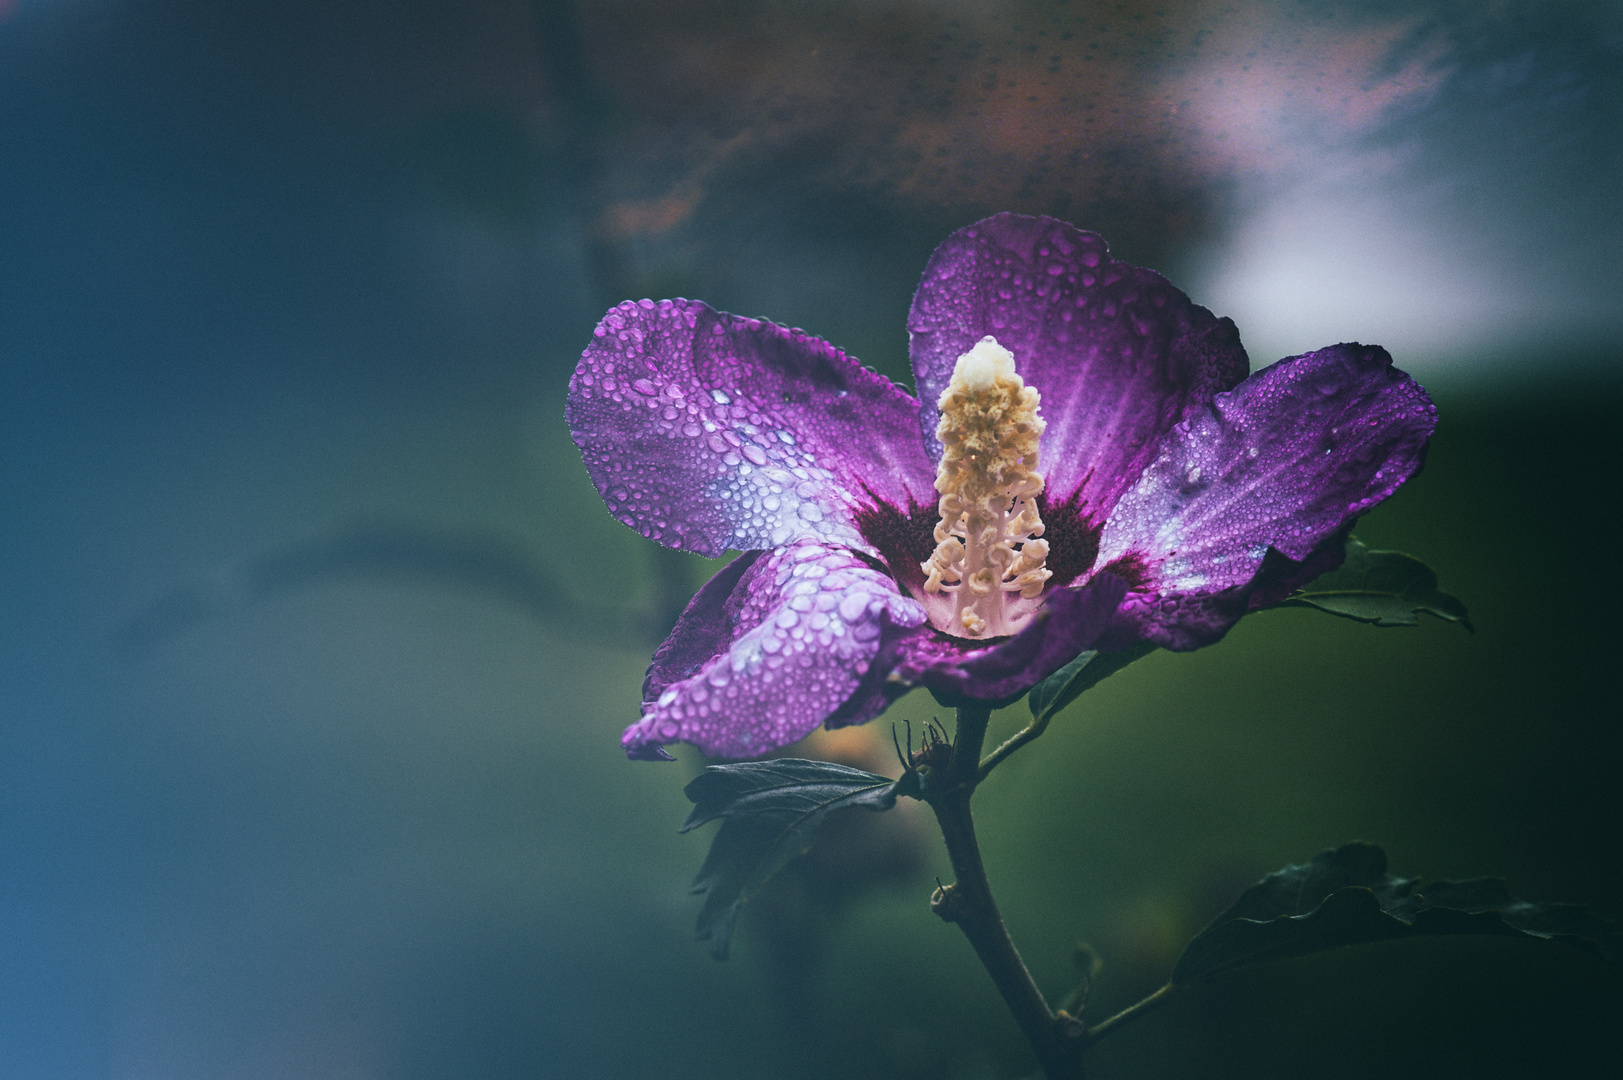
top-left (680, 759), bottom-right (899, 960)
top-left (1173, 842), bottom-right (1616, 983)
top-left (1280, 537), bottom-right (1472, 629)
top-left (1027, 642), bottom-right (1157, 721)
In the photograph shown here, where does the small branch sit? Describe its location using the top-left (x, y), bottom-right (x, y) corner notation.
top-left (924, 703), bottom-right (1087, 1078)
top-left (1083, 983), bottom-right (1177, 1047)
top-left (977, 710), bottom-right (1054, 782)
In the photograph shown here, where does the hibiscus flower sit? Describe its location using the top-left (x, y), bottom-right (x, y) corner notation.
top-left (567, 213), bottom-right (1435, 761)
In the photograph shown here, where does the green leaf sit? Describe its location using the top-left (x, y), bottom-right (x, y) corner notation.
top-left (680, 759), bottom-right (899, 959)
top-left (1280, 537), bottom-right (1472, 629)
top-left (1172, 842), bottom-right (1616, 984)
top-left (1027, 642), bottom-right (1157, 721)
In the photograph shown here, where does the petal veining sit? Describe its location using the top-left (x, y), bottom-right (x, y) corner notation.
top-left (569, 299), bottom-right (936, 558)
top-left (908, 213), bottom-right (1250, 537)
top-left (1096, 343), bottom-right (1436, 649)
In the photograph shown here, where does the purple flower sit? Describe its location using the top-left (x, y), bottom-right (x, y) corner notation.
top-left (567, 213), bottom-right (1436, 761)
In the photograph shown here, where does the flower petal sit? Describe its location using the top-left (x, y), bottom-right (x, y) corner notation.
top-left (908, 213), bottom-right (1250, 525)
top-left (1096, 343), bottom-right (1436, 650)
top-left (891, 573), bottom-right (1129, 704)
top-left (641, 550), bottom-right (764, 706)
top-left (622, 540), bottom-right (927, 760)
top-left (569, 299), bottom-right (937, 558)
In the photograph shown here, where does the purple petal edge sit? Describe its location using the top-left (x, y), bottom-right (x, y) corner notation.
top-left (621, 540), bottom-right (927, 761)
top-left (1098, 343), bottom-right (1436, 651)
top-left (569, 299), bottom-right (935, 559)
top-left (641, 551), bottom-right (763, 704)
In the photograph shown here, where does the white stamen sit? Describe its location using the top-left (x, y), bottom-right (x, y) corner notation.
top-left (919, 335), bottom-right (1051, 638)
top-left (955, 336), bottom-right (1017, 392)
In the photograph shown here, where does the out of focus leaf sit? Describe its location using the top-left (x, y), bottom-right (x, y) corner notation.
top-left (1281, 537), bottom-right (1472, 629)
top-left (680, 759), bottom-right (899, 960)
top-left (1056, 941), bottom-right (1105, 1016)
top-left (1172, 842), bottom-right (1615, 983)
top-left (1027, 642), bottom-right (1157, 721)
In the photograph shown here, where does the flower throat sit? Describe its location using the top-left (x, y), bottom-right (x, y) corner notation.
top-left (921, 337), bottom-right (1052, 637)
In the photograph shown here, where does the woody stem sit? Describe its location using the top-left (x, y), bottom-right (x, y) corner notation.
top-left (923, 703), bottom-right (1087, 1078)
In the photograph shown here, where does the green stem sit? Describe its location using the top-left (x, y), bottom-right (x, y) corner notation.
top-left (1082, 983), bottom-right (1176, 1046)
top-left (977, 711), bottom-right (1054, 782)
top-left (925, 703), bottom-right (1087, 1079)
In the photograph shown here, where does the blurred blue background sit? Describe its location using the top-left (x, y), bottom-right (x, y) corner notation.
top-left (2, 1), bottom-right (1620, 1077)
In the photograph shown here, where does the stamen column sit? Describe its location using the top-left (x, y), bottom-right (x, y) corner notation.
top-left (921, 337), bottom-right (1052, 637)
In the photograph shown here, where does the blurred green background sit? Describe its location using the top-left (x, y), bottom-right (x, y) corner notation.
top-left (2, 1), bottom-right (1620, 1077)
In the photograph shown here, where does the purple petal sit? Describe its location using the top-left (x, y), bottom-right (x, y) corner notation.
top-left (641, 550), bottom-right (763, 704)
top-left (1243, 524), bottom-right (1357, 613)
top-left (621, 540), bottom-right (927, 760)
top-left (569, 299), bottom-right (937, 558)
top-left (1096, 344), bottom-right (1436, 650)
top-left (891, 573), bottom-right (1129, 704)
top-left (907, 213), bottom-right (1250, 541)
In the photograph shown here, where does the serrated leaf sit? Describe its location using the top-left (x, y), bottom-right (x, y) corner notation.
top-left (680, 759), bottom-right (899, 960)
top-left (1027, 642), bottom-right (1157, 721)
top-left (1281, 537), bottom-right (1471, 629)
top-left (1172, 842), bottom-right (1616, 984)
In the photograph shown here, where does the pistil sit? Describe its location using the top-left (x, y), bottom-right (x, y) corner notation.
top-left (920, 337), bottom-right (1051, 637)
